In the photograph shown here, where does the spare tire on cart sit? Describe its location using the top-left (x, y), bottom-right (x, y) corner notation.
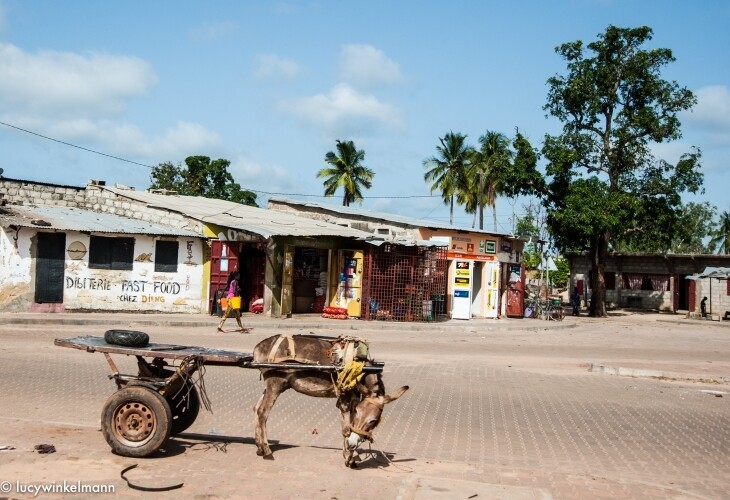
top-left (104, 329), bottom-right (149, 347)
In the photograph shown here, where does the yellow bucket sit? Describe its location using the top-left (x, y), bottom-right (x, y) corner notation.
top-left (230, 296), bottom-right (242, 310)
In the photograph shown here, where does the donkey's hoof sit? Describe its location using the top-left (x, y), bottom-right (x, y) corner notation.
top-left (263, 453), bottom-right (275, 461)
top-left (256, 448), bottom-right (265, 456)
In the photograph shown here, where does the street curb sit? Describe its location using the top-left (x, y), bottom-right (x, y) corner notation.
top-left (589, 363), bottom-right (730, 384)
top-left (0, 314), bottom-right (577, 332)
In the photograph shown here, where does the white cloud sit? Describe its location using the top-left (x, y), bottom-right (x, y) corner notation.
top-left (340, 44), bottom-right (405, 89)
top-left (253, 54), bottom-right (301, 80)
top-left (0, 42), bottom-right (220, 166)
top-left (0, 42), bottom-right (157, 118)
top-left (280, 83), bottom-right (403, 135)
top-left (30, 119), bottom-right (220, 160)
top-left (188, 21), bottom-right (237, 42)
top-left (683, 85), bottom-right (730, 144)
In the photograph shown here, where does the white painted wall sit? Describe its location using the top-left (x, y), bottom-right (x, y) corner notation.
top-left (0, 227), bottom-right (33, 305)
top-left (0, 228), bottom-right (205, 313)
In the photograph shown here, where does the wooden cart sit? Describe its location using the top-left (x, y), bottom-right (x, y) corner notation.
top-left (55, 333), bottom-right (383, 458)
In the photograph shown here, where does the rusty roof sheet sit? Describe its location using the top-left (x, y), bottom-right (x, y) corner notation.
top-left (0, 204), bottom-right (202, 237)
top-left (101, 187), bottom-right (374, 239)
top-left (267, 196), bottom-right (514, 237)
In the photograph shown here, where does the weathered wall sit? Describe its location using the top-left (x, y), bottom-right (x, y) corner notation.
top-left (694, 279), bottom-right (730, 318)
top-left (568, 253), bottom-right (730, 312)
top-left (0, 227), bottom-right (205, 313)
top-left (0, 227), bottom-right (33, 307)
top-left (0, 179), bottom-right (202, 233)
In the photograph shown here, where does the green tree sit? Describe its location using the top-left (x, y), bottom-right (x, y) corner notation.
top-left (423, 132), bottom-right (473, 225)
top-left (317, 140), bottom-right (374, 207)
top-left (542, 25), bottom-right (703, 317)
top-left (709, 210), bottom-right (730, 254)
top-left (149, 156), bottom-right (258, 206)
top-left (516, 204), bottom-right (548, 271)
top-left (617, 201), bottom-right (716, 253)
top-left (550, 258), bottom-right (570, 289)
top-left (470, 131), bottom-right (513, 231)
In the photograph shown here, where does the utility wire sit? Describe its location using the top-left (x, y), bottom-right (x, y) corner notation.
top-left (0, 120), bottom-right (156, 169)
top-left (0, 119), bottom-right (524, 219)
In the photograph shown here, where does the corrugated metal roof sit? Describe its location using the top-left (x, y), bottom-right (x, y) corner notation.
top-left (0, 204), bottom-right (201, 237)
top-left (101, 187), bottom-right (374, 239)
top-left (267, 196), bottom-right (514, 237)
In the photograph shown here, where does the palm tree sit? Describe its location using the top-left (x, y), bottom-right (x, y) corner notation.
top-left (423, 132), bottom-right (473, 225)
top-left (471, 131), bottom-right (513, 231)
top-left (317, 140), bottom-right (374, 206)
top-left (709, 210), bottom-right (730, 254)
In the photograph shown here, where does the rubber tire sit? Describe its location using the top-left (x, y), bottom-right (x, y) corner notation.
top-left (167, 385), bottom-right (200, 435)
top-left (104, 329), bottom-right (149, 347)
top-left (101, 386), bottom-right (171, 458)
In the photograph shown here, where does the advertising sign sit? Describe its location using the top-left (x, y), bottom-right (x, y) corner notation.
top-left (452, 260), bottom-right (472, 319)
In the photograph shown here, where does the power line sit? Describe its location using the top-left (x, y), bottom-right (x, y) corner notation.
top-left (0, 119), bottom-right (534, 213)
top-left (251, 189), bottom-right (436, 199)
top-left (0, 120), bottom-right (156, 169)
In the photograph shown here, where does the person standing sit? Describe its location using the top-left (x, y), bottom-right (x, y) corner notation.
top-left (570, 286), bottom-right (581, 316)
top-left (218, 272), bottom-right (246, 333)
top-left (700, 296), bottom-right (707, 318)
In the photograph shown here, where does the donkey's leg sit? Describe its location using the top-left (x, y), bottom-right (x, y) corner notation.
top-left (254, 377), bottom-right (286, 460)
top-left (336, 394), bottom-right (358, 467)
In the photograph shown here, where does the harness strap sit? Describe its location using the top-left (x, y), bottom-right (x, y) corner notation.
top-left (267, 335), bottom-right (296, 363)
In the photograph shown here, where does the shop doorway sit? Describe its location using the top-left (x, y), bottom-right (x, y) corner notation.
top-left (471, 261), bottom-right (484, 317)
top-left (292, 247), bottom-right (329, 314)
top-left (209, 241), bottom-right (266, 314)
top-left (35, 232), bottom-right (66, 303)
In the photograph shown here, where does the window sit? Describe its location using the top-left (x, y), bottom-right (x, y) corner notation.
top-left (622, 273), bottom-right (669, 292)
top-left (604, 272), bottom-right (616, 290)
top-left (89, 236), bottom-right (134, 270)
top-left (155, 240), bottom-right (179, 273)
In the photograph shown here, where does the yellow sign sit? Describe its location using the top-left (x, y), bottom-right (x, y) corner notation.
top-left (455, 277), bottom-right (470, 286)
top-left (455, 269), bottom-right (470, 277)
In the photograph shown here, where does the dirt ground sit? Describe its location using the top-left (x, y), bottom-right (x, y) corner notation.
top-left (0, 312), bottom-right (728, 499)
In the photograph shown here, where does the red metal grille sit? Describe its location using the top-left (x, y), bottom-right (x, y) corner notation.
top-left (362, 244), bottom-right (448, 322)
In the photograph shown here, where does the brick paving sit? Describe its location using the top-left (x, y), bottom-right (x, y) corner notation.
top-left (0, 313), bottom-right (728, 498)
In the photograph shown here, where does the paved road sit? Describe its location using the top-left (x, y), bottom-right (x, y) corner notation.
top-left (0, 313), bottom-right (728, 499)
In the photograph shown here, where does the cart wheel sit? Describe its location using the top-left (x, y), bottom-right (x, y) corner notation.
top-left (168, 384), bottom-right (200, 435)
top-left (104, 329), bottom-right (149, 347)
top-left (101, 386), bottom-right (171, 457)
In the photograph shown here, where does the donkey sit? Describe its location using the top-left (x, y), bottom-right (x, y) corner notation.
top-left (252, 334), bottom-right (409, 467)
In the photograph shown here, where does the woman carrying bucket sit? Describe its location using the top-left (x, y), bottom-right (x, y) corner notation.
top-left (218, 272), bottom-right (248, 333)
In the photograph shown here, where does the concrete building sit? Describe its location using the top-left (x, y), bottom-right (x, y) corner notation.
top-left (267, 197), bottom-right (527, 320)
top-left (566, 252), bottom-right (730, 314)
top-left (0, 203), bottom-right (204, 313)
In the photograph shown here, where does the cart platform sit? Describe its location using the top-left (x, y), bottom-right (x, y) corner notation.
top-left (54, 335), bottom-right (253, 366)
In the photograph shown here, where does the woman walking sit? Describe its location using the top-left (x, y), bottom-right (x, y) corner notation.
top-left (218, 272), bottom-right (247, 333)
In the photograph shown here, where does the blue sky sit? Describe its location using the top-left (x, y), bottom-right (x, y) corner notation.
top-left (1, 1), bottom-right (728, 232)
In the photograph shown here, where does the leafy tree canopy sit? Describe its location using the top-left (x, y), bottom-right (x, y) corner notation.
top-left (709, 210), bottom-right (730, 254)
top-left (149, 156), bottom-right (258, 206)
top-left (542, 25), bottom-right (703, 316)
top-left (617, 201), bottom-right (717, 253)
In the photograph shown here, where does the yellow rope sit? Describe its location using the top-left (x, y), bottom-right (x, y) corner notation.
top-left (336, 360), bottom-right (365, 392)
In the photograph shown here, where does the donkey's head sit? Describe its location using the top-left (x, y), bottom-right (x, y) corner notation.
top-left (345, 384), bottom-right (409, 451)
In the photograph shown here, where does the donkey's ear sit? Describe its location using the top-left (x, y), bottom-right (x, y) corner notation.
top-left (357, 383), bottom-right (372, 396)
top-left (382, 385), bottom-right (409, 405)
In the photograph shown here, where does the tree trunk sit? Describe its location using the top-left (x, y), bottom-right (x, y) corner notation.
top-left (588, 232), bottom-right (608, 317)
top-left (478, 171), bottom-right (484, 230)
